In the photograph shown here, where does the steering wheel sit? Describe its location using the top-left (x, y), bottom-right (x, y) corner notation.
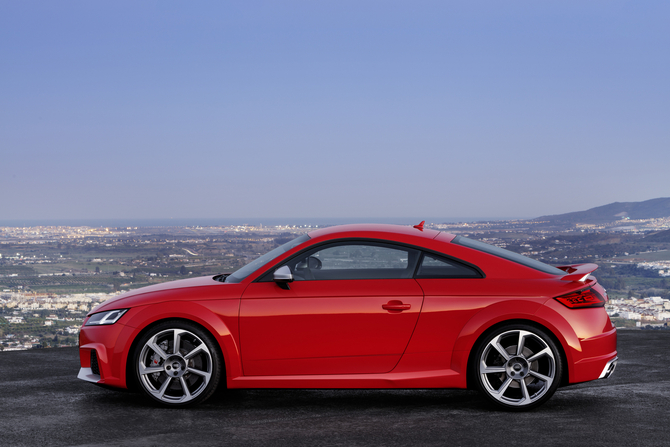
top-left (307, 256), bottom-right (322, 270)
top-left (293, 256), bottom-right (320, 280)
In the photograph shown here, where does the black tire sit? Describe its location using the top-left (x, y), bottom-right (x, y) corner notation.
top-left (472, 324), bottom-right (563, 411)
top-left (132, 320), bottom-right (222, 407)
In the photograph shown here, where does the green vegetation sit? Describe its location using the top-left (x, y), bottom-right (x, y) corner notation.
top-left (610, 318), bottom-right (639, 328)
top-left (619, 250), bottom-right (670, 262)
top-left (0, 265), bottom-right (37, 275)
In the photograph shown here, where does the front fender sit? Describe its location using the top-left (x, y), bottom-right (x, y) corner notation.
top-left (111, 299), bottom-right (241, 388)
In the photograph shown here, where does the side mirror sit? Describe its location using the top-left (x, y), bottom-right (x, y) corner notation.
top-left (273, 265), bottom-right (293, 290)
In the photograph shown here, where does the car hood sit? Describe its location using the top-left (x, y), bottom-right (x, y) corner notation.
top-left (89, 275), bottom-right (229, 315)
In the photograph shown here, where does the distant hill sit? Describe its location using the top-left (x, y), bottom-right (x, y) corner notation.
top-left (644, 229), bottom-right (670, 242)
top-left (535, 197), bottom-right (670, 225)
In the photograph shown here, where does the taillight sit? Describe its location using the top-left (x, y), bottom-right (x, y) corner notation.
top-left (554, 288), bottom-right (606, 309)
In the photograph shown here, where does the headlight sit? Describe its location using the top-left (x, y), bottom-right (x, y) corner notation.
top-left (85, 309), bottom-right (129, 326)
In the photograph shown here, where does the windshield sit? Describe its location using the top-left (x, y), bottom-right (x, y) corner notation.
top-left (225, 234), bottom-right (310, 283)
top-left (452, 236), bottom-right (566, 275)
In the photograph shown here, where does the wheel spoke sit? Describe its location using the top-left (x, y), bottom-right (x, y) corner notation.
top-left (520, 379), bottom-right (531, 402)
top-left (492, 376), bottom-right (514, 400)
top-left (516, 331), bottom-right (527, 356)
top-left (179, 377), bottom-right (192, 400)
top-left (491, 335), bottom-right (511, 361)
top-left (139, 364), bottom-right (163, 376)
top-left (184, 343), bottom-right (207, 360)
top-left (173, 330), bottom-right (182, 355)
top-left (186, 366), bottom-right (211, 381)
top-left (148, 339), bottom-right (168, 360)
top-left (529, 370), bottom-right (553, 383)
top-left (480, 361), bottom-right (506, 374)
top-left (527, 347), bottom-right (553, 363)
top-left (156, 376), bottom-right (172, 399)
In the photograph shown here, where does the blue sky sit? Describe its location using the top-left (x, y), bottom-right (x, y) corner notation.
top-left (1, 1), bottom-right (668, 221)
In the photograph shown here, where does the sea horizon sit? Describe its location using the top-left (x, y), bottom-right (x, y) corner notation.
top-left (0, 216), bottom-right (530, 228)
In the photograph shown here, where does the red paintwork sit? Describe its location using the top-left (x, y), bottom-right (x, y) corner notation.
top-left (240, 279), bottom-right (423, 376)
top-left (79, 224), bottom-right (617, 392)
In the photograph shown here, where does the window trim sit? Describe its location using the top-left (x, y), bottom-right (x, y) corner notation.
top-left (255, 237), bottom-right (485, 282)
top-left (414, 252), bottom-right (484, 279)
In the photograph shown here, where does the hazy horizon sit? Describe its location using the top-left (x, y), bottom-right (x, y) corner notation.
top-left (2, 1), bottom-right (668, 221)
top-left (0, 215), bottom-right (530, 228)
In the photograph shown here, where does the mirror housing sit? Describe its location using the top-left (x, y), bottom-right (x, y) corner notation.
top-left (273, 265), bottom-right (293, 290)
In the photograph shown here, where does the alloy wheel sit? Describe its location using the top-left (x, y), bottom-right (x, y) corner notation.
top-left (137, 327), bottom-right (215, 405)
top-left (476, 327), bottom-right (560, 410)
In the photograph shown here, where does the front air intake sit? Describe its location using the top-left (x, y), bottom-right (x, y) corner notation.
top-left (90, 350), bottom-right (100, 376)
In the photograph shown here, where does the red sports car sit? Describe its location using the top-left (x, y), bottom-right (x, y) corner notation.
top-left (78, 223), bottom-right (617, 410)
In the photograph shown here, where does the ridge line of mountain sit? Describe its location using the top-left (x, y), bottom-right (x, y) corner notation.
top-left (534, 197), bottom-right (670, 225)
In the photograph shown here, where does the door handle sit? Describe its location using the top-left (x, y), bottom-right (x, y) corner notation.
top-left (382, 300), bottom-right (411, 312)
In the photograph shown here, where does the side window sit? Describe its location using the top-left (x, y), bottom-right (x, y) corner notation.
top-left (415, 253), bottom-right (482, 278)
top-left (289, 243), bottom-right (420, 281)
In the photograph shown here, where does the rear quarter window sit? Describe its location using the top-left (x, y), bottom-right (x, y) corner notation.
top-left (415, 253), bottom-right (482, 278)
top-left (452, 236), bottom-right (566, 275)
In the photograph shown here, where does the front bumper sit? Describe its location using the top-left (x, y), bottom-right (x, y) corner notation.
top-left (78, 320), bottom-right (136, 389)
top-left (78, 348), bottom-right (102, 383)
top-left (77, 367), bottom-right (99, 383)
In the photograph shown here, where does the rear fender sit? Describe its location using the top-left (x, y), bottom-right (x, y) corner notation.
top-left (449, 299), bottom-right (578, 384)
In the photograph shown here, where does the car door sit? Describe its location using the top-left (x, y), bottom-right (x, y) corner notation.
top-left (239, 241), bottom-right (424, 376)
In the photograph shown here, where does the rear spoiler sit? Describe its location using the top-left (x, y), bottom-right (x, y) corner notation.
top-left (556, 263), bottom-right (599, 282)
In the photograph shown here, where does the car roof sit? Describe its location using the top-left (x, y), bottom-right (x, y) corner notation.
top-left (307, 223), bottom-right (452, 243)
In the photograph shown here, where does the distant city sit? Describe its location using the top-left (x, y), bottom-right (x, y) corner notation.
top-left (0, 216), bottom-right (514, 229)
top-left (3, 199), bottom-right (670, 351)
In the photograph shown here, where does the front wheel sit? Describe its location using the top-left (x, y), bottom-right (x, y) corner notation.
top-left (472, 324), bottom-right (563, 411)
top-left (133, 320), bottom-right (222, 407)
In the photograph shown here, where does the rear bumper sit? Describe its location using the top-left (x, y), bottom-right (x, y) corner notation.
top-left (569, 325), bottom-right (617, 384)
top-left (536, 299), bottom-right (618, 385)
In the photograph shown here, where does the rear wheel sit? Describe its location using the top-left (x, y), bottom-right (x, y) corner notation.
top-left (473, 324), bottom-right (562, 411)
top-left (133, 320), bottom-right (222, 407)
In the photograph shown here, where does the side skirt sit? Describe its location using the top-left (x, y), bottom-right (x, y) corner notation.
top-left (228, 369), bottom-right (463, 389)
